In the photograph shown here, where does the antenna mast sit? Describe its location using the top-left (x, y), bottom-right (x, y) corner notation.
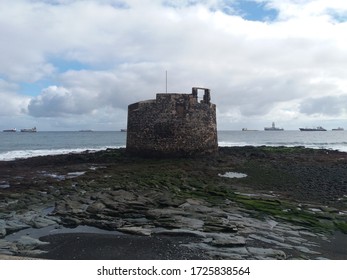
top-left (165, 70), bottom-right (168, 93)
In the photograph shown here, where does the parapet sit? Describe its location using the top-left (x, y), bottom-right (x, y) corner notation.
top-left (126, 87), bottom-right (218, 157)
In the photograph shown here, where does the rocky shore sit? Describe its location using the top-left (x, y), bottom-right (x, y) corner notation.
top-left (1, 146), bottom-right (346, 259)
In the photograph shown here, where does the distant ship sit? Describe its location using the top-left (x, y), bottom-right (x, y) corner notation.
top-left (20, 127), bottom-right (37, 132)
top-left (332, 127), bottom-right (344, 131)
top-left (3, 128), bottom-right (16, 132)
top-left (299, 126), bottom-right (326, 131)
top-left (79, 129), bottom-right (93, 132)
top-left (264, 122), bottom-right (284, 131)
top-left (120, 129), bottom-right (127, 132)
top-left (242, 128), bottom-right (258, 131)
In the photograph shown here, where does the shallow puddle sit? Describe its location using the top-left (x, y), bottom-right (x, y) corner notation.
top-left (218, 172), bottom-right (248, 178)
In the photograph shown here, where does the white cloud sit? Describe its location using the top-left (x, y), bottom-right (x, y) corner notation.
top-left (300, 95), bottom-right (347, 117)
top-left (263, 0), bottom-right (347, 21)
top-left (28, 85), bottom-right (99, 117)
top-left (1, 0), bottom-right (347, 130)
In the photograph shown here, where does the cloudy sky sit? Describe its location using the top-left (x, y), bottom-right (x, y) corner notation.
top-left (1, 0), bottom-right (347, 131)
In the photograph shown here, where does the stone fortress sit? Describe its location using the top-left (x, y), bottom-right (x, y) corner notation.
top-left (126, 87), bottom-right (218, 157)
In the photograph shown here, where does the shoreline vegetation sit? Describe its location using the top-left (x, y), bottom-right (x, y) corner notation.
top-left (1, 146), bottom-right (346, 260)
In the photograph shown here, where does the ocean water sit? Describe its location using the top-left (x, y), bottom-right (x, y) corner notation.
top-left (218, 130), bottom-right (347, 152)
top-left (0, 131), bottom-right (126, 161)
top-left (0, 130), bottom-right (346, 161)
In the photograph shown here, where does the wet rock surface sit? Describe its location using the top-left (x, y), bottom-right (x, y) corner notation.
top-left (0, 147), bottom-right (346, 259)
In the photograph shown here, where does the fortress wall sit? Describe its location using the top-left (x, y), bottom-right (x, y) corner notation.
top-left (126, 88), bottom-right (217, 157)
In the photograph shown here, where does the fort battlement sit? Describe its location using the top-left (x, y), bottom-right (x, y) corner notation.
top-left (126, 87), bottom-right (218, 157)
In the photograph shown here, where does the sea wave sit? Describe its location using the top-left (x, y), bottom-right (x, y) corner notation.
top-left (0, 146), bottom-right (124, 161)
top-left (218, 141), bottom-right (347, 152)
top-left (1, 141), bottom-right (346, 161)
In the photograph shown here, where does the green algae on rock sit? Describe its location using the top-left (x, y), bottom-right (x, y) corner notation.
top-left (0, 146), bottom-right (346, 259)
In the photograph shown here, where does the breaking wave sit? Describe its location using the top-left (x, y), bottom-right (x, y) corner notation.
top-left (0, 146), bottom-right (124, 161)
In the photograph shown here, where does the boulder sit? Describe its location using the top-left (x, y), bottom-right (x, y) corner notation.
top-left (86, 202), bottom-right (106, 213)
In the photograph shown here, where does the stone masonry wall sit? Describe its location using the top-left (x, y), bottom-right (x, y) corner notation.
top-left (126, 87), bottom-right (218, 157)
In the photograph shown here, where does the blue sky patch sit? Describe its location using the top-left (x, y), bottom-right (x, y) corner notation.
top-left (327, 10), bottom-right (347, 23)
top-left (19, 80), bottom-right (52, 96)
top-left (231, 0), bottom-right (278, 22)
top-left (50, 57), bottom-right (91, 73)
top-left (18, 57), bottom-right (96, 97)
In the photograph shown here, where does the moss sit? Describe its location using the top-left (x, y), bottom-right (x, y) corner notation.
top-left (232, 195), bottom-right (341, 232)
top-left (4, 146), bottom-right (345, 235)
top-left (77, 153), bottom-right (344, 234)
top-left (237, 161), bottom-right (298, 189)
top-left (235, 196), bottom-right (286, 217)
top-left (334, 221), bottom-right (347, 234)
top-left (258, 146), bottom-right (307, 154)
